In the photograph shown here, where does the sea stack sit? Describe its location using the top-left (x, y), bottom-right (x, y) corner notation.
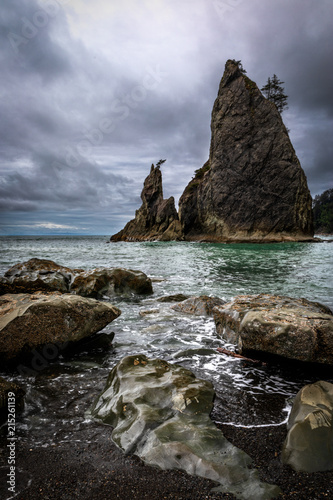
top-left (111, 164), bottom-right (182, 241)
top-left (178, 59), bottom-right (314, 242)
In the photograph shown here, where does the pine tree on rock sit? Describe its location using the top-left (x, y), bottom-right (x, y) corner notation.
top-left (261, 74), bottom-right (288, 114)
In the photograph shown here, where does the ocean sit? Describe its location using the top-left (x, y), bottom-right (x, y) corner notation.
top-left (0, 235), bottom-right (332, 449)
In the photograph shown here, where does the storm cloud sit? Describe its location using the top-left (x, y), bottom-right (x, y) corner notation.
top-left (0, 0), bottom-right (332, 234)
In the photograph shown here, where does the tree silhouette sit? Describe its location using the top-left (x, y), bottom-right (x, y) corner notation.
top-left (261, 74), bottom-right (288, 114)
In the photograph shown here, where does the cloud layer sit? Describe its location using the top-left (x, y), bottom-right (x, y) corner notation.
top-left (1, 0), bottom-right (332, 234)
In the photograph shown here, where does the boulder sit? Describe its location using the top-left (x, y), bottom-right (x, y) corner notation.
top-left (0, 258), bottom-right (75, 295)
top-left (71, 268), bottom-right (153, 297)
top-left (213, 294), bottom-right (333, 364)
top-left (157, 293), bottom-right (189, 303)
top-left (282, 381), bottom-right (333, 472)
top-left (172, 295), bottom-right (226, 316)
top-left (178, 60), bottom-right (314, 242)
top-left (0, 259), bottom-right (153, 297)
top-left (91, 354), bottom-right (280, 499)
top-left (110, 164), bottom-right (183, 242)
top-left (0, 293), bottom-right (121, 361)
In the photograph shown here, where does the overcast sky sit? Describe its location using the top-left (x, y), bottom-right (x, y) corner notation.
top-left (0, 0), bottom-right (332, 235)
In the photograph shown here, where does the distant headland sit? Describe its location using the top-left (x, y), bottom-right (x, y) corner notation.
top-left (111, 60), bottom-right (314, 243)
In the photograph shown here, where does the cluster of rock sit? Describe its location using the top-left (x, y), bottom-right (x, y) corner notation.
top-left (91, 354), bottom-right (281, 499)
top-left (0, 258), bottom-right (153, 366)
top-left (1, 258), bottom-right (153, 297)
top-left (111, 60), bottom-right (314, 243)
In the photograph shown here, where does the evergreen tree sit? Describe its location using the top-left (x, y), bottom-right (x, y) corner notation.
top-left (313, 188), bottom-right (333, 233)
top-left (261, 74), bottom-right (288, 114)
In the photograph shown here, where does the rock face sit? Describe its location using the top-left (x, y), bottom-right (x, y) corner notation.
top-left (111, 164), bottom-right (182, 242)
top-left (282, 381), bottom-right (333, 472)
top-left (91, 354), bottom-right (280, 499)
top-left (0, 259), bottom-right (153, 297)
top-left (0, 293), bottom-right (121, 361)
top-left (213, 294), bottom-right (333, 364)
top-left (178, 60), bottom-right (314, 242)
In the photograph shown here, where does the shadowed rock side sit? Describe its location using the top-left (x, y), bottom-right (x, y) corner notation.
top-left (179, 60), bottom-right (314, 242)
top-left (91, 354), bottom-right (280, 499)
top-left (111, 164), bottom-right (182, 242)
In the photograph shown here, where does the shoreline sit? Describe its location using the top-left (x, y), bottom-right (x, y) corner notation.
top-left (1, 420), bottom-right (333, 499)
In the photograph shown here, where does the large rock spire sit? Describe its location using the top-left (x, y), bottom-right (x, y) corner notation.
top-left (178, 59), bottom-right (314, 242)
top-left (111, 164), bottom-right (182, 241)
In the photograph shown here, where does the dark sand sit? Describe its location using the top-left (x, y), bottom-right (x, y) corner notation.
top-left (1, 419), bottom-right (333, 499)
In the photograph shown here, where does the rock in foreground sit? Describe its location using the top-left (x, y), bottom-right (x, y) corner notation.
top-left (282, 381), bottom-right (333, 472)
top-left (213, 294), bottom-right (333, 364)
top-left (0, 293), bottom-right (121, 361)
top-left (91, 354), bottom-right (280, 499)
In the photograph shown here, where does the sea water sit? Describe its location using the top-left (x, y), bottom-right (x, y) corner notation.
top-left (0, 236), bottom-right (332, 447)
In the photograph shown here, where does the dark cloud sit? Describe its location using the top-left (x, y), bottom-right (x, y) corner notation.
top-left (0, 0), bottom-right (332, 234)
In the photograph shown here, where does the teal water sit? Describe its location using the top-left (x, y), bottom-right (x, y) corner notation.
top-left (0, 236), bottom-right (332, 448)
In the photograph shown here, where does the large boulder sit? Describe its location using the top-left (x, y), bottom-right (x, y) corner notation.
top-left (110, 164), bottom-right (183, 242)
top-left (178, 60), bottom-right (314, 242)
top-left (282, 381), bottom-right (333, 472)
top-left (172, 295), bottom-right (226, 316)
top-left (0, 259), bottom-right (153, 297)
top-left (213, 294), bottom-right (333, 364)
top-left (91, 354), bottom-right (280, 499)
top-left (0, 258), bottom-right (75, 295)
top-left (0, 293), bottom-right (121, 361)
top-left (71, 268), bottom-right (153, 297)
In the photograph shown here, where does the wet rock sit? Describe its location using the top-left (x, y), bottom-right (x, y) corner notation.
top-left (0, 377), bottom-right (25, 422)
top-left (157, 293), bottom-right (189, 303)
top-left (111, 164), bottom-right (182, 242)
top-left (0, 293), bottom-right (121, 362)
top-left (282, 381), bottom-right (333, 472)
top-left (71, 268), bottom-right (152, 297)
top-left (91, 354), bottom-right (280, 499)
top-left (213, 294), bottom-right (333, 364)
top-left (172, 295), bottom-right (226, 316)
top-left (0, 258), bottom-right (75, 295)
top-left (139, 309), bottom-right (160, 317)
top-left (1, 260), bottom-right (153, 297)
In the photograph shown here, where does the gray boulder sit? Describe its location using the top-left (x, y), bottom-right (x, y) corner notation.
top-left (282, 381), bottom-right (333, 472)
top-left (71, 268), bottom-right (153, 297)
top-left (91, 354), bottom-right (280, 499)
top-left (0, 259), bottom-right (153, 297)
top-left (213, 294), bottom-right (333, 364)
top-left (0, 258), bottom-right (75, 295)
top-left (172, 295), bottom-right (226, 316)
top-left (0, 293), bottom-right (121, 361)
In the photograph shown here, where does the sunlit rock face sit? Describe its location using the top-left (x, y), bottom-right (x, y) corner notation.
top-left (91, 354), bottom-right (280, 499)
top-left (179, 60), bottom-right (314, 242)
top-left (282, 381), bottom-right (333, 472)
